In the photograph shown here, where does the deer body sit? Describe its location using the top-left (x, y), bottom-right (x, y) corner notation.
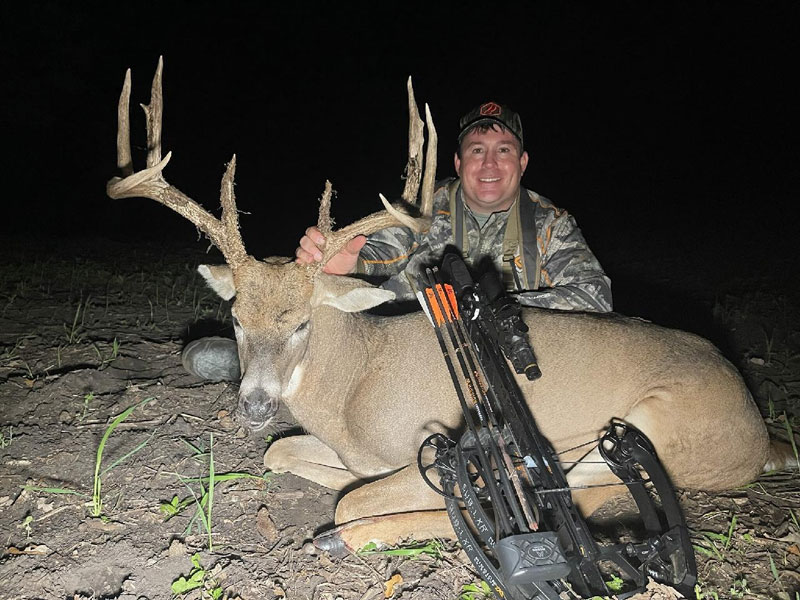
top-left (197, 262), bottom-right (773, 551)
top-left (108, 60), bottom-right (782, 554)
top-left (214, 266), bottom-right (769, 493)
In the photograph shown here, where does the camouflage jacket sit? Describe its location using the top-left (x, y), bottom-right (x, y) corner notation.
top-left (356, 179), bottom-right (613, 312)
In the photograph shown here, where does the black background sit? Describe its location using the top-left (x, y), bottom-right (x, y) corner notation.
top-left (4, 1), bottom-right (798, 320)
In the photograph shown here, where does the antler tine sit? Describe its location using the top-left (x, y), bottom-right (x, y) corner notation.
top-left (143, 56), bottom-right (164, 169)
top-left (106, 57), bottom-right (249, 270)
top-left (419, 103), bottom-right (437, 218)
top-left (320, 193), bottom-right (430, 267)
top-left (116, 69), bottom-right (134, 177)
top-left (401, 77), bottom-right (424, 206)
top-left (317, 180), bottom-right (334, 237)
top-left (220, 155), bottom-right (248, 267)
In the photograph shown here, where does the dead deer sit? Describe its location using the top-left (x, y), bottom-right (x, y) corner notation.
top-left (108, 59), bottom-right (793, 555)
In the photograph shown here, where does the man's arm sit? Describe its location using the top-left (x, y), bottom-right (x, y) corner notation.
top-left (354, 226), bottom-right (420, 277)
top-left (516, 212), bottom-right (613, 312)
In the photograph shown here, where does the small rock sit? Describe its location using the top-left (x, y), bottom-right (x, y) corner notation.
top-left (302, 541), bottom-right (317, 555)
top-left (218, 414), bottom-right (236, 431)
top-left (167, 538), bottom-right (186, 557)
top-left (749, 356), bottom-right (766, 366)
top-left (36, 498), bottom-right (54, 512)
top-left (59, 411), bottom-right (73, 424)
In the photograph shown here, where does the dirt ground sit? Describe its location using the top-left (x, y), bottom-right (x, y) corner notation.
top-left (1, 238), bottom-right (798, 600)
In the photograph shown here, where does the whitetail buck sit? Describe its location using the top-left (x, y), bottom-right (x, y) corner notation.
top-left (108, 59), bottom-right (792, 554)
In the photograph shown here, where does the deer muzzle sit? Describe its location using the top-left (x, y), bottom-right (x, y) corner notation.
top-left (237, 388), bottom-right (279, 431)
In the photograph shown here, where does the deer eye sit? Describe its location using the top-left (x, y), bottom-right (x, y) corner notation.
top-left (232, 315), bottom-right (242, 329)
top-left (294, 320), bottom-right (309, 335)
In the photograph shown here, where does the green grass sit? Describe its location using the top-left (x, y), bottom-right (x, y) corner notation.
top-left (694, 583), bottom-right (720, 599)
top-left (358, 539), bottom-right (444, 559)
top-left (92, 398), bottom-right (153, 516)
top-left (171, 553), bottom-right (223, 598)
top-left (22, 398), bottom-right (153, 517)
top-left (80, 392), bottom-right (94, 421)
top-left (0, 425), bottom-right (13, 448)
top-left (693, 513), bottom-right (738, 559)
top-left (728, 577), bottom-right (750, 598)
top-left (63, 298), bottom-right (87, 344)
top-left (165, 436), bottom-right (269, 551)
top-left (604, 573), bottom-right (624, 593)
top-left (92, 337), bottom-right (121, 369)
top-left (460, 581), bottom-right (493, 600)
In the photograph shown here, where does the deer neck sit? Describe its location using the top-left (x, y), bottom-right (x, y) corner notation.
top-left (281, 307), bottom-right (373, 442)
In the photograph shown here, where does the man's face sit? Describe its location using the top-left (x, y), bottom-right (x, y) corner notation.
top-left (454, 126), bottom-right (529, 214)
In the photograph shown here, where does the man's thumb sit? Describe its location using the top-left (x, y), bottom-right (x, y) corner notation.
top-left (346, 235), bottom-right (367, 254)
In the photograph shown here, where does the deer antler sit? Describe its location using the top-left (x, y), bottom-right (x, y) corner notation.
top-left (316, 78), bottom-right (438, 267)
top-left (106, 57), bottom-right (249, 269)
top-left (419, 102), bottom-right (438, 218)
top-left (401, 77), bottom-right (437, 218)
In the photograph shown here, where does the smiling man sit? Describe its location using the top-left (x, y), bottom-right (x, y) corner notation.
top-left (297, 101), bottom-right (613, 313)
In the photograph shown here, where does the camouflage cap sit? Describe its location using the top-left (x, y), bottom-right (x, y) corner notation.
top-left (458, 101), bottom-right (523, 147)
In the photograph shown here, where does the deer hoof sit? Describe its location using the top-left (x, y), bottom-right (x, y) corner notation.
top-left (313, 525), bottom-right (352, 558)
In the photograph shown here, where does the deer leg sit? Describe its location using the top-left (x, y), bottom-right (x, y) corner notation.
top-left (313, 464), bottom-right (453, 556)
top-left (264, 435), bottom-right (360, 491)
top-left (335, 464), bottom-right (445, 522)
top-left (315, 510), bottom-right (454, 556)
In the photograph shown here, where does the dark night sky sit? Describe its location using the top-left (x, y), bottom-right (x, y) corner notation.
top-left (4, 1), bottom-right (799, 315)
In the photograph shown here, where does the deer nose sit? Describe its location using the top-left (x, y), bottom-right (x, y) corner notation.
top-left (237, 388), bottom-right (279, 431)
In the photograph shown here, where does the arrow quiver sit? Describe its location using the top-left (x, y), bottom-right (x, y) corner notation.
top-left (414, 253), bottom-right (697, 600)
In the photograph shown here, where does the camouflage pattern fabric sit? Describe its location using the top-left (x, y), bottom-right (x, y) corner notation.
top-left (356, 180), bottom-right (613, 312)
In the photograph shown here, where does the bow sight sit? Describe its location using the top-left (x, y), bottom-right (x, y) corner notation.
top-left (414, 253), bottom-right (696, 600)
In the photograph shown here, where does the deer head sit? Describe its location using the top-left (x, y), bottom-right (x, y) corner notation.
top-left (107, 58), bottom-right (437, 430)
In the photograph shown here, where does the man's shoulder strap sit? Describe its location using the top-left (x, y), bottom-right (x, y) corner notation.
top-left (505, 188), bottom-right (541, 290)
top-left (447, 179), bottom-right (466, 252)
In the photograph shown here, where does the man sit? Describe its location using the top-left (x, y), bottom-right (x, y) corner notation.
top-left (184, 102), bottom-right (612, 380)
top-left (296, 101), bottom-right (612, 312)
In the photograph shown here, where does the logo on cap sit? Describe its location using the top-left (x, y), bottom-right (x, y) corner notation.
top-left (479, 102), bottom-right (502, 117)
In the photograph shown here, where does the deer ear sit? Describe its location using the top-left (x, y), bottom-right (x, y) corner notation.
top-left (319, 287), bottom-right (396, 312)
top-left (311, 275), bottom-right (395, 312)
top-left (198, 264), bottom-right (236, 300)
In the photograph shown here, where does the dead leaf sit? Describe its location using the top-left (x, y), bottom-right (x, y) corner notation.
top-left (627, 578), bottom-right (684, 599)
top-left (384, 573), bottom-right (403, 598)
top-left (80, 519), bottom-right (125, 533)
top-left (776, 531), bottom-right (800, 546)
top-left (787, 544), bottom-right (800, 557)
top-left (5, 544), bottom-right (50, 556)
top-left (218, 414), bottom-right (236, 431)
top-left (257, 507), bottom-right (279, 542)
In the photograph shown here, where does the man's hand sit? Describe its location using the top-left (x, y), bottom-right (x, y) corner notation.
top-left (295, 226), bottom-right (367, 275)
